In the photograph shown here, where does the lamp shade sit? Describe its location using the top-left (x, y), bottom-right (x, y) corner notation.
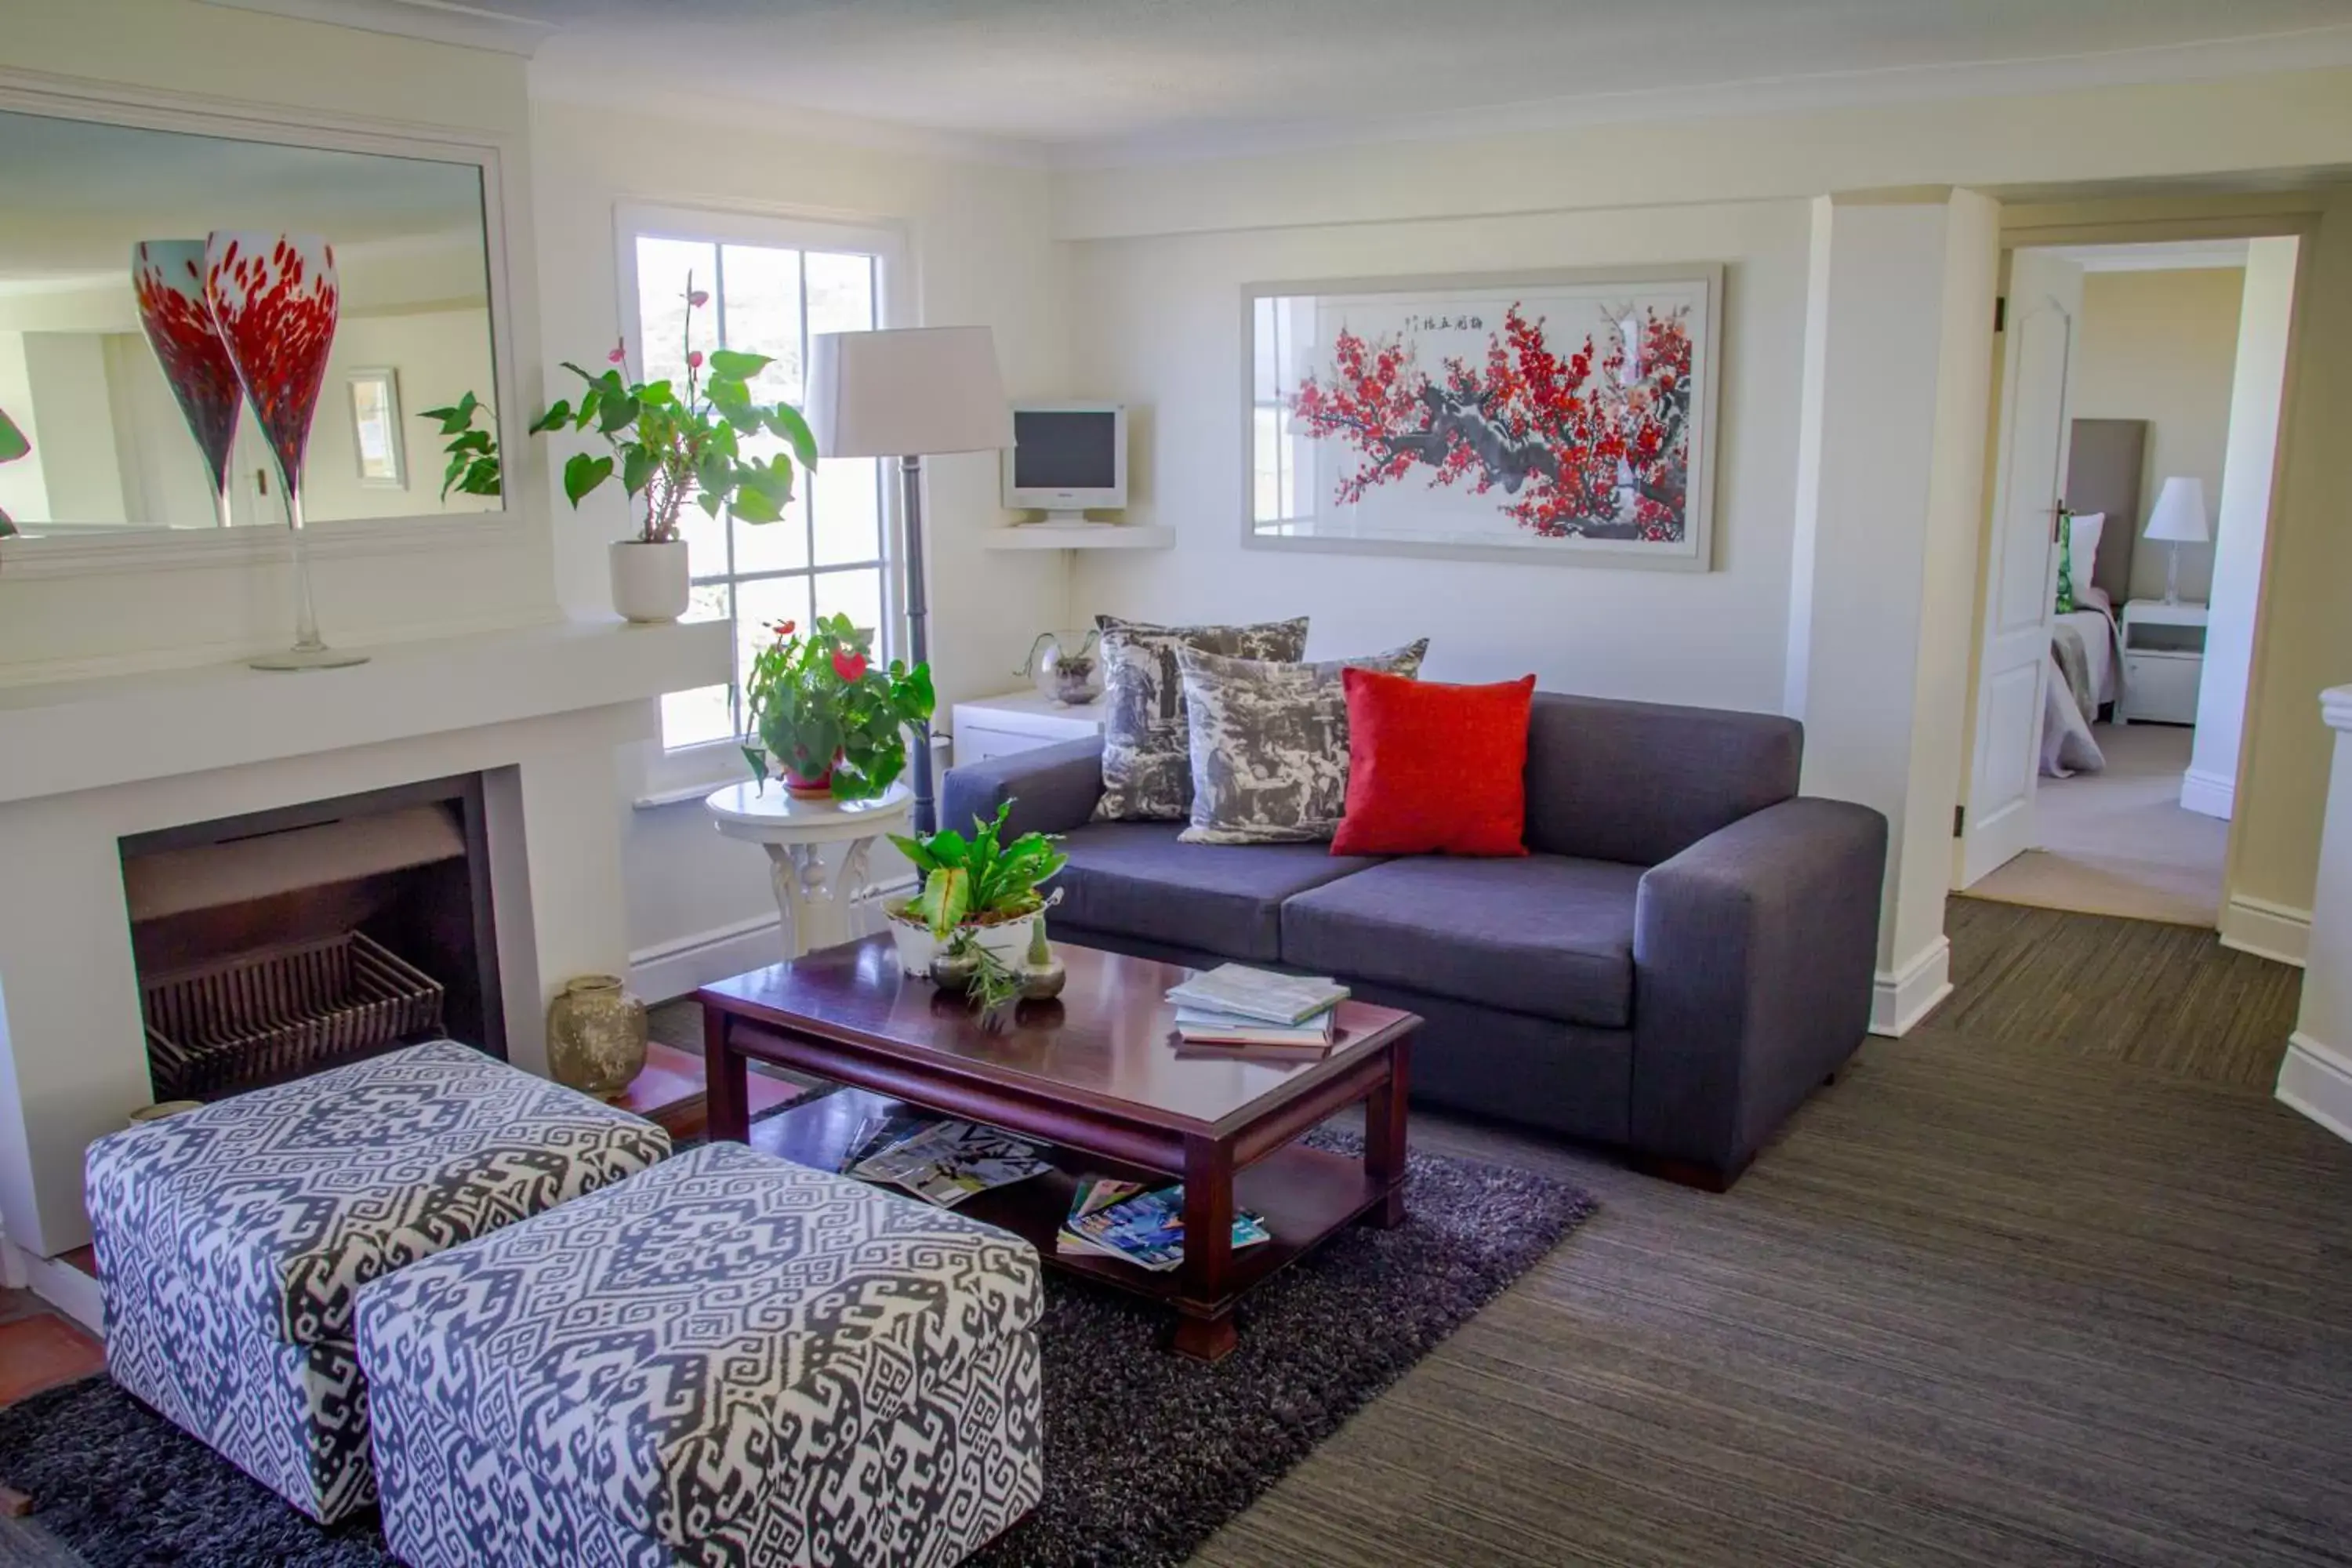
top-left (805, 326), bottom-right (1011, 458)
top-left (2143, 476), bottom-right (2210, 543)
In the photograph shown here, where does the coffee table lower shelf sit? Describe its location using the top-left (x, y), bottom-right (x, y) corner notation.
top-left (753, 1086), bottom-right (1396, 1343)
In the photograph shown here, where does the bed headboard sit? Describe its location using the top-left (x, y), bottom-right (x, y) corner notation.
top-left (2065, 418), bottom-right (2143, 606)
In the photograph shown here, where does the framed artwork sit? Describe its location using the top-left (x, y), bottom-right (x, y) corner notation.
top-left (347, 367), bottom-right (406, 489)
top-left (1243, 264), bottom-right (1721, 570)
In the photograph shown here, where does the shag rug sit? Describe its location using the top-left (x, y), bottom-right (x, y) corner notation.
top-left (0, 1131), bottom-right (1593, 1568)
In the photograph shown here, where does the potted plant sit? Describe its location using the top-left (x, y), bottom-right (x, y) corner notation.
top-left (0, 405), bottom-right (27, 536)
top-left (417, 390), bottom-right (501, 502)
top-left (531, 277), bottom-right (815, 623)
top-left (742, 613), bottom-right (935, 800)
top-left (884, 802), bottom-right (1068, 978)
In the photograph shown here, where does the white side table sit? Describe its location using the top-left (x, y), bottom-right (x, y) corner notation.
top-left (705, 782), bottom-right (913, 960)
top-left (950, 688), bottom-right (1107, 766)
top-left (2118, 599), bottom-right (2209, 726)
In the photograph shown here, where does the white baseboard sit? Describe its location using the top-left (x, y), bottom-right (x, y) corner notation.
top-left (1871, 936), bottom-right (1952, 1036)
top-left (2177, 768), bottom-right (2235, 819)
top-left (2220, 894), bottom-right (2311, 967)
top-left (628, 878), bottom-right (916, 1004)
top-left (7, 1241), bottom-right (103, 1334)
top-left (2277, 1031), bottom-right (2352, 1146)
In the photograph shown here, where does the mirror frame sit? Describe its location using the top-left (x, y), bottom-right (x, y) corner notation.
top-left (0, 67), bottom-right (536, 580)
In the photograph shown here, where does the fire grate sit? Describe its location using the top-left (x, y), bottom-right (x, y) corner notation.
top-left (140, 931), bottom-right (445, 1101)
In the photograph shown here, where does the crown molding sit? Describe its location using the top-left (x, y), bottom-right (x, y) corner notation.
top-left (194, 0), bottom-right (555, 56)
top-left (2048, 239), bottom-right (2252, 272)
top-left (1052, 24), bottom-right (2352, 172)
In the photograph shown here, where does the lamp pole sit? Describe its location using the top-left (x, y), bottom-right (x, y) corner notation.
top-left (898, 452), bottom-right (937, 834)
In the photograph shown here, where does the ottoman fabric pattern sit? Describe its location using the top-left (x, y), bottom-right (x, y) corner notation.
top-left (85, 1040), bottom-right (670, 1522)
top-left (354, 1142), bottom-right (1045, 1568)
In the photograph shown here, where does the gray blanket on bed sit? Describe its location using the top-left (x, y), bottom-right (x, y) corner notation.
top-left (2052, 619), bottom-right (2097, 721)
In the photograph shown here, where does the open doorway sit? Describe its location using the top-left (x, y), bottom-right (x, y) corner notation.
top-left (1958, 234), bottom-right (2300, 928)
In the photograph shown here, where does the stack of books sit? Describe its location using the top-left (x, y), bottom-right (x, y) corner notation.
top-left (1165, 963), bottom-right (1348, 1057)
top-left (1057, 1176), bottom-right (1270, 1271)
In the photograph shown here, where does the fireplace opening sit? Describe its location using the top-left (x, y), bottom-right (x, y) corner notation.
top-left (118, 774), bottom-right (504, 1102)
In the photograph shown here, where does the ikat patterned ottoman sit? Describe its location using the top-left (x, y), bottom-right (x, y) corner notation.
top-left (83, 1040), bottom-right (672, 1523)
top-left (353, 1138), bottom-right (1045, 1568)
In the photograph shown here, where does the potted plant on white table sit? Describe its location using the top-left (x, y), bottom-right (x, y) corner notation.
top-left (532, 278), bottom-right (816, 622)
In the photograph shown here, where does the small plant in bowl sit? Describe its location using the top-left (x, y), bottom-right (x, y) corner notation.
top-left (885, 802), bottom-right (1067, 985)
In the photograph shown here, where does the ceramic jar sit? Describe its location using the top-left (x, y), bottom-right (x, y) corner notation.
top-left (546, 975), bottom-right (648, 1096)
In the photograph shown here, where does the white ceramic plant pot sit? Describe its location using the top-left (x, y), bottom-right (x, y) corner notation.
top-left (884, 906), bottom-right (1038, 978)
top-left (610, 539), bottom-right (690, 624)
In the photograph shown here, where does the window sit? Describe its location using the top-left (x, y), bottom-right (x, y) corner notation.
top-left (1250, 295), bottom-right (1312, 528)
top-left (619, 208), bottom-right (901, 753)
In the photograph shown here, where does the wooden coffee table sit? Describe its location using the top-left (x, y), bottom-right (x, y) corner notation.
top-left (698, 935), bottom-right (1419, 1361)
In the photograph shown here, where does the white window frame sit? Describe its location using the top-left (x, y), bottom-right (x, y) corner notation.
top-left (615, 203), bottom-right (912, 803)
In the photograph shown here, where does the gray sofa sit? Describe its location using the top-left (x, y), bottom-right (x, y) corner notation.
top-left (940, 691), bottom-right (1888, 1190)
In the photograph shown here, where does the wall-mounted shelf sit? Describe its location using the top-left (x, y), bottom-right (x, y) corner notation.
top-left (983, 524), bottom-right (1174, 552)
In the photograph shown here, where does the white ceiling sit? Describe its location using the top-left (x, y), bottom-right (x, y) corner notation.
top-left (326, 0), bottom-right (2352, 162)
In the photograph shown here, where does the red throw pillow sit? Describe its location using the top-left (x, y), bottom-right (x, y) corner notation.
top-left (1333, 669), bottom-right (1536, 857)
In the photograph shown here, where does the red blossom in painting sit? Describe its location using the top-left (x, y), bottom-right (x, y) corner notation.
top-left (1289, 303), bottom-right (1694, 540)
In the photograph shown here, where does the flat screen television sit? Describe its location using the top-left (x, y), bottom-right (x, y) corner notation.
top-left (1003, 402), bottom-right (1127, 522)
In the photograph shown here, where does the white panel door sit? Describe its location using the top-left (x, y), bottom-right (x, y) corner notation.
top-left (1962, 249), bottom-right (2082, 887)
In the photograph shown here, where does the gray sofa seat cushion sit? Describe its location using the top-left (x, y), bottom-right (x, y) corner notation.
top-left (1280, 855), bottom-right (1645, 1029)
top-left (1050, 822), bottom-right (1382, 963)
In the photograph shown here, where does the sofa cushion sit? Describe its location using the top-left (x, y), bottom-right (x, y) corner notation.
top-left (1051, 822), bottom-right (1382, 962)
top-left (1093, 615), bottom-right (1310, 822)
top-left (1281, 854), bottom-right (1643, 1028)
top-left (1334, 670), bottom-right (1536, 858)
top-left (1521, 692), bottom-right (1801, 866)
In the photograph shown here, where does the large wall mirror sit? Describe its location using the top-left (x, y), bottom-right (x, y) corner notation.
top-left (0, 106), bottom-right (503, 539)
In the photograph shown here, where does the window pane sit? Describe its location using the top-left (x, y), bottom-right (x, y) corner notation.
top-left (813, 567), bottom-right (884, 641)
top-left (681, 495), bottom-right (728, 581)
top-left (636, 237), bottom-right (714, 387)
top-left (660, 581), bottom-right (734, 749)
top-left (720, 243), bottom-right (804, 404)
top-left (813, 456), bottom-right (882, 567)
top-left (806, 252), bottom-right (874, 337)
top-left (734, 485), bottom-right (809, 575)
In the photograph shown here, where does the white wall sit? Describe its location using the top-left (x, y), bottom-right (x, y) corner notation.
top-left (2071, 267), bottom-right (2245, 604)
top-left (2187, 239), bottom-right (2299, 819)
top-left (16, 334), bottom-right (128, 522)
top-left (1069, 200), bottom-right (1810, 704)
top-left (525, 97), bottom-right (1075, 989)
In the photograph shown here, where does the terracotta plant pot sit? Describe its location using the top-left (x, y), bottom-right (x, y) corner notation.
top-left (782, 761), bottom-right (837, 800)
top-left (609, 539), bottom-right (690, 624)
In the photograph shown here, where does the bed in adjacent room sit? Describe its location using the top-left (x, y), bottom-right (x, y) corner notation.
top-left (2042, 419), bottom-right (2143, 777)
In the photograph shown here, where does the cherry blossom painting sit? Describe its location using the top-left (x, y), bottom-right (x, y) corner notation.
top-left (1246, 267), bottom-right (1719, 569)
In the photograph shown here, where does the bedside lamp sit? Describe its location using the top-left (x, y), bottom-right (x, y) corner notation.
top-left (2143, 477), bottom-right (2210, 607)
top-left (807, 326), bottom-right (1013, 833)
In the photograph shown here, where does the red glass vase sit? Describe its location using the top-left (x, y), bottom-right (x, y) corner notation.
top-left (131, 240), bottom-right (241, 531)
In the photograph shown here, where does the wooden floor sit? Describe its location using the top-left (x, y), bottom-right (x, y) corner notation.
top-left (4, 900), bottom-right (2336, 1567)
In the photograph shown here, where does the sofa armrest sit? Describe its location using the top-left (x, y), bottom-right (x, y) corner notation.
top-left (1630, 797), bottom-right (1888, 1181)
top-left (938, 738), bottom-right (1105, 838)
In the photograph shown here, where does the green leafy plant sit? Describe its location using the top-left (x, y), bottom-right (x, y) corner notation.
top-left (890, 801), bottom-right (1069, 939)
top-left (0, 405), bottom-right (27, 536)
top-left (742, 612), bottom-right (935, 799)
top-left (530, 275), bottom-right (816, 542)
top-left (417, 390), bottom-right (502, 501)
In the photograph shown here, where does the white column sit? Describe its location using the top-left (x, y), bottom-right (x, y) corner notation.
top-left (1784, 189), bottom-right (2001, 1035)
top-left (2183, 236), bottom-right (2300, 819)
top-left (2277, 686), bottom-right (2352, 1142)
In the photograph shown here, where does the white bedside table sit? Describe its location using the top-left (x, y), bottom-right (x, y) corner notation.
top-left (2118, 599), bottom-right (2209, 726)
top-left (950, 688), bottom-right (1107, 766)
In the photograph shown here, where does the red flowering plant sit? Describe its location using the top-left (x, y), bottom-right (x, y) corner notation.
top-left (1290, 302), bottom-right (1693, 541)
top-left (529, 275), bottom-right (815, 543)
top-left (740, 613), bottom-right (935, 800)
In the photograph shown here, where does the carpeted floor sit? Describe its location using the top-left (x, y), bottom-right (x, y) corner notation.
top-left (8, 898), bottom-right (2343, 1567)
top-left (0, 1134), bottom-right (1592, 1568)
top-left (1967, 721), bottom-right (2229, 927)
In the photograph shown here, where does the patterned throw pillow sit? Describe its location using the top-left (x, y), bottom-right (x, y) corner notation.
top-left (1094, 615), bottom-right (1310, 821)
top-left (1177, 640), bottom-right (1431, 844)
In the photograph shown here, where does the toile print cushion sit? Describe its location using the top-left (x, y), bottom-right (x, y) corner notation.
top-left (1178, 639), bottom-right (1431, 844)
top-left (1094, 614), bottom-right (1310, 822)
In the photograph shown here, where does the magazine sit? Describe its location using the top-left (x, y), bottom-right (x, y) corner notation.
top-left (840, 1107), bottom-right (935, 1174)
top-left (1059, 1178), bottom-right (1270, 1272)
top-left (849, 1118), bottom-right (1054, 1208)
top-left (1164, 964), bottom-right (1348, 1027)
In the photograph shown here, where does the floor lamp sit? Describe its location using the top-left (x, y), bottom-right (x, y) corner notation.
top-left (806, 326), bottom-right (1012, 834)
